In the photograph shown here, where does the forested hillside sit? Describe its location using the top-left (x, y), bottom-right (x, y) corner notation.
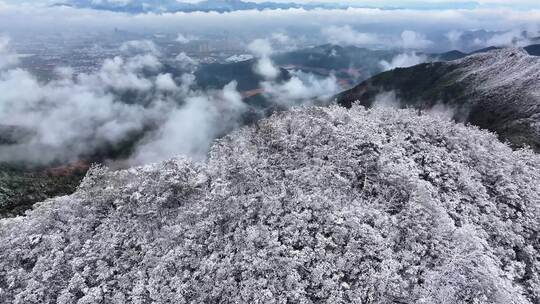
top-left (1, 106), bottom-right (538, 304)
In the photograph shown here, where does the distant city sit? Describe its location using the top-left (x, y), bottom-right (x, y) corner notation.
top-left (12, 29), bottom-right (259, 80)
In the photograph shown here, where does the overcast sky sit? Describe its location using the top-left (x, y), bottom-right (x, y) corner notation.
top-left (2, 0), bottom-right (540, 9)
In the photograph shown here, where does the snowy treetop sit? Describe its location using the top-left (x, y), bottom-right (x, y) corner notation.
top-left (1, 105), bottom-right (539, 304)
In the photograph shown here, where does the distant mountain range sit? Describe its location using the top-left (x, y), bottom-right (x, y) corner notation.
top-left (192, 44), bottom-right (398, 93)
top-left (193, 43), bottom-right (540, 96)
top-left (273, 44), bottom-right (397, 84)
top-left (53, 0), bottom-right (351, 13)
top-left (337, 47), bottom-right (540, 152)
top-left (53, 0), bottom-right (525, 13)
top-left (429, 43), bottom-right (540, 61)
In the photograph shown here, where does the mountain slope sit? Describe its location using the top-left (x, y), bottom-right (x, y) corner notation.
top-left (525, 44), bottom-right (540, 56)
top-left (427, 43), bottom-right (540, 62)
top-left (274, 45), bottom-right (396, 76)
top-left (337, 48), bottom-right (540, 151)
top-left (429, 50), bottom-right (468, 61)
top-left (194, 59), bottom-right (291, 92)
top-left (0, 164), bottom-right (86, 218)
top-left (1, 106), bottom-right (539, 303)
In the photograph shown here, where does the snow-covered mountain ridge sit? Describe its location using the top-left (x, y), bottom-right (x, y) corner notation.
top-left (457, 48), bottom-right (540, 89)
top-left (1, 106), bottom-right (539, 303)
top-left (337, 48), bottom-right (540, 151)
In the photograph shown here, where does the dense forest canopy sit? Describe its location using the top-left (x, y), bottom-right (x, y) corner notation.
top-left (1, 106), bottom-right (539, 303)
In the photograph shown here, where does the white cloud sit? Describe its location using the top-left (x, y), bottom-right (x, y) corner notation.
top-left (446, 30), bottom-right (463, 47)
top-left (261, 70), bottom-right (340, 106)
top-left (372, 91), bottom-right (400, 109)
top-left (248, 38), bottom-right (274, 57)
top-left (174, 52), bottom-right (199, 71)
top-left (485, 29), bottom-right (531, 47)
top-left (270, 32), bottom-right (291, 44)
top-left (120, 40), bottom-right (161, 56)
top-left (322, 25), bottom-right (380, 46)
top-left (380, 52), bottom-right (428, 71)
top-left (401, 30), bottom-right (433, 49)
top-left (254, 56), bottom-right (280, 80)
top-left (0, 35), bottom-right (19, 70)
top-left (0, 37), bottom-right (240, 165)
top-left (155, 73), bottom-right (178, 92)
top-left (249, 38), bottom-right (280, 80)
top-left (78, 54), bottom-right (161, 92)
top-left (0, 67), bottom-right (158, 164)
top-left (176, 33), bottom-right (198, 44)
top-left (132, 81), bottom-right (246, 164)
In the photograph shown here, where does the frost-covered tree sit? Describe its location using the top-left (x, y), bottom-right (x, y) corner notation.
top-left (0, 105), bottom-right (539, 304)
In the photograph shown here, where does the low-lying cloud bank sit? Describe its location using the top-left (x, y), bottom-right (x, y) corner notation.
top-left (0, 4), bottom-right (539, 52)
top-left (0, 50), bottom-right (190, 165)
top-left (0, 37), bottom-right (340, 166)
top-left (248, 36), bottom-right (341, 106)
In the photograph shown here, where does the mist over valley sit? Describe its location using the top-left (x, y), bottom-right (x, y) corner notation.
top-left (0, 1), bottom-right (540, 303)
